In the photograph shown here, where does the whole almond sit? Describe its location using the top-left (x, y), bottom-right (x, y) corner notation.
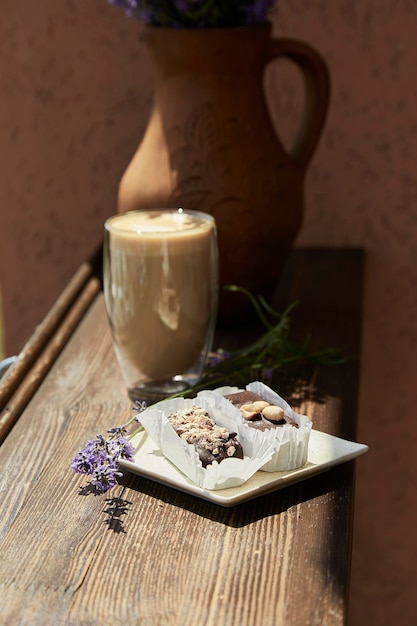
top-left (262, 405), bottom-right (285, 423)
top-left (240, 408), bottom-right (260, 420)
top-left (241, 401), bottom-right (270, 412)
top-left (240, 401), bottom-right (270, 421)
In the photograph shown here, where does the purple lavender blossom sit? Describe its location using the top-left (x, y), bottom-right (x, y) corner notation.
top-left (133, 400), bottom-right (148, 416)
top-left (262, 366), bottom-right (274, 384)
top-left (107, 0), bottom-right (139, 18)
top-left (107, 425), bottom-right (128, 436)
top-left (71, 436), bottom-right (108, 475)
top-left (91, 462), bottom-right (123, 493)
top-left (71, 450), bottom-right (96, 475)
top-left (244, 0), bottom-right (275, 24)
top-left (106, 0), bottom-right (276, 27)
top-left (175, 0), bottom-right (188, 11)
top-left (72, 425), bottom-right (137, 493)
top-left (106, 436), bottom-right (135, 462)
top-left (208, 350), bottom-right (231, 367)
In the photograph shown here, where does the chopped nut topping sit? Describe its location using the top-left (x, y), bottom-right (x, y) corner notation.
top-left (168, 406), bottom-right (233, 447)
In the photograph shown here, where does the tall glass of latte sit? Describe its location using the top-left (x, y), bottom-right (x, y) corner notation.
top-left (103, 209), bottom-right (218, 402)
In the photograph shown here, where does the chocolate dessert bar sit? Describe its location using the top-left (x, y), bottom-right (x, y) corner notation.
top-left (167, 405), bottom-right (244, 467)
top-left (224, 390), bottom-right (299, 430)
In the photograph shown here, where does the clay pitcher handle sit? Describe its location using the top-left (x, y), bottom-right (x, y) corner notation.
top-left (267, 38), bottom-right (330, 171)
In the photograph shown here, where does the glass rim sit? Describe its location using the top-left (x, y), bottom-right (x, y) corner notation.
top-left (104, 208), bottom-right (215, 235)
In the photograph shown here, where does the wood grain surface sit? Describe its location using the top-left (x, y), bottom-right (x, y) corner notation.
top-left (0, 248), bottom-right (363, 626)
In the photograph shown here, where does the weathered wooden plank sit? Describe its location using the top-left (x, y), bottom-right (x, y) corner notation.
top-left (0, 248), bottom-right (363, 626)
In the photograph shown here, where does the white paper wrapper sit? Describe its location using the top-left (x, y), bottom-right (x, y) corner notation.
top-left (137, 393), bottom-right (274, 490)
top-left (211, 381), bottom-right (313, 472)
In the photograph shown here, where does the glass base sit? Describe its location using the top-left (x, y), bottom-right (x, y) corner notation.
top-left (128, 379), bottom-right (191, 404)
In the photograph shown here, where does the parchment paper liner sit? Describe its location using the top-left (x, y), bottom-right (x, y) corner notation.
top-left (206, 381), bottom-right (313, 472)
top-left (137, 392), bottom-right (274, 490)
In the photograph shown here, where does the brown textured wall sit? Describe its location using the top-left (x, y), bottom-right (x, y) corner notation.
top-left (1, 2), bottom-right (416, 625)
top-left (0, 1), bottom-right (154, 351)
top-left (275, 5), bottom-right (417, 625)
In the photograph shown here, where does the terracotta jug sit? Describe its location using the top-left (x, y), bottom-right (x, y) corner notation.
top-left (118, 24), bottom-right (330, 323)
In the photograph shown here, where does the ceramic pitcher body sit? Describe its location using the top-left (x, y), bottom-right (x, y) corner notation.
top-left (118, 25), bottom-right (330, 321)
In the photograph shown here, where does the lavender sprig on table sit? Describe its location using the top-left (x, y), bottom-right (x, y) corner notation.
top-left (177, 285), bottom-right (344, 397)
top-left (71, 408), bottom-right (145, 493)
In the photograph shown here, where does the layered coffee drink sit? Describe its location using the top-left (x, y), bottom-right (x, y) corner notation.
top-left (103, 209), bottom-right (218, 400)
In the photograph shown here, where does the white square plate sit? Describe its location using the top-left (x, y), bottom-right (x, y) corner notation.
top-left (120, 429), bottom-right (368, 507)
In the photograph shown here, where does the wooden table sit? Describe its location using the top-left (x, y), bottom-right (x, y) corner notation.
top-left (0, 248), bottom-right (364, 626)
